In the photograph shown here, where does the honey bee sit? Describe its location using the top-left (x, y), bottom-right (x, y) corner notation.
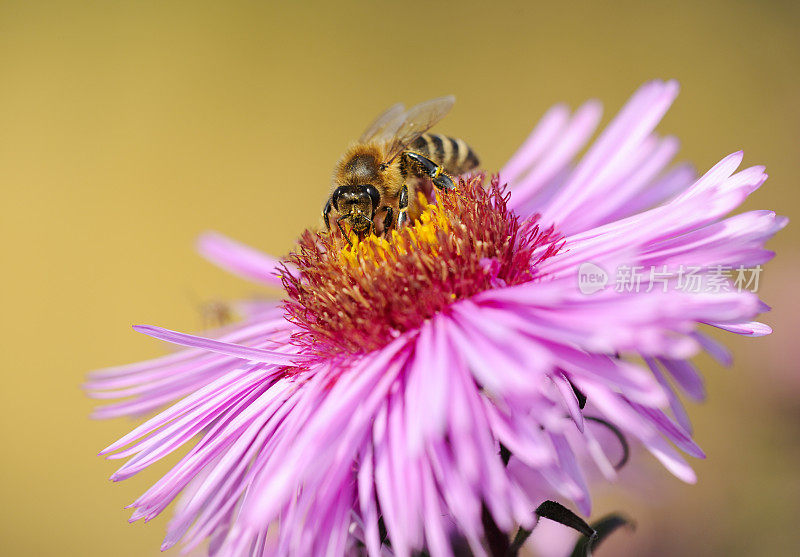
top-left (323, 96), bottom-right (479, 241)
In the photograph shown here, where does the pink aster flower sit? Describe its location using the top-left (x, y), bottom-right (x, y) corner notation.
top-left (87, 80), bottom-right (785, 556)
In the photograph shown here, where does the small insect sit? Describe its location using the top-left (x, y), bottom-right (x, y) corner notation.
top-left (323, 96), bottom-right (479, 241)
top-left (187, 291), bottom-right (236, 331)
top-left (199, 300), bottom-right (234, 330)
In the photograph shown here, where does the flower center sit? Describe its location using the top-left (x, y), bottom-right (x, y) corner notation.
top-left (282, 176), bottom-right (563, 356)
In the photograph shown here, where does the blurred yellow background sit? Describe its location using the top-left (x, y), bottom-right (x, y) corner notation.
top-left (1, 1), bottom-right (797, 555)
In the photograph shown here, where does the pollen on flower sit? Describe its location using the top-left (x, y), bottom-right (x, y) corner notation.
top-left (339, 193), bottom-right (447, 266)
top-left (282, 175), bottom-right (564, 356)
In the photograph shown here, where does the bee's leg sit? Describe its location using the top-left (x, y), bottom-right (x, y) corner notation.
top-left (336, 216), bottom-right (353, 247)
top-left (323, 199), bottom-right (333, 230)
top-left (403, 152), bottom-right (456, 192)
top-left (397, 184), bottom-right (410, 228)
top-left (380, 206), bottom-right (394, 236)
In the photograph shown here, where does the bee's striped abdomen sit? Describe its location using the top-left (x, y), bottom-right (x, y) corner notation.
top-left (410, 133), bottom-right (480, 175)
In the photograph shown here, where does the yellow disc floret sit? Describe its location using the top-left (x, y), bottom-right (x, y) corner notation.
top-left (339, 193), bottom-right (450, 267)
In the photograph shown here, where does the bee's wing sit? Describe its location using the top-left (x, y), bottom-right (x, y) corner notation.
top-left (382, 95), bottom-right (455, 165)
top-left (359, 102), bottom-right (406, 143)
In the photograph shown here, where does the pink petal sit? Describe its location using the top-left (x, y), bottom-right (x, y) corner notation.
top-left (133, 324), bottom-right (300, 365)
top-left (197, 231), bottom-right (292, 287)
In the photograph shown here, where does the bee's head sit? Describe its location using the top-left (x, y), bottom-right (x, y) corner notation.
top-left (332, 184), bottom-right (381, 234)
